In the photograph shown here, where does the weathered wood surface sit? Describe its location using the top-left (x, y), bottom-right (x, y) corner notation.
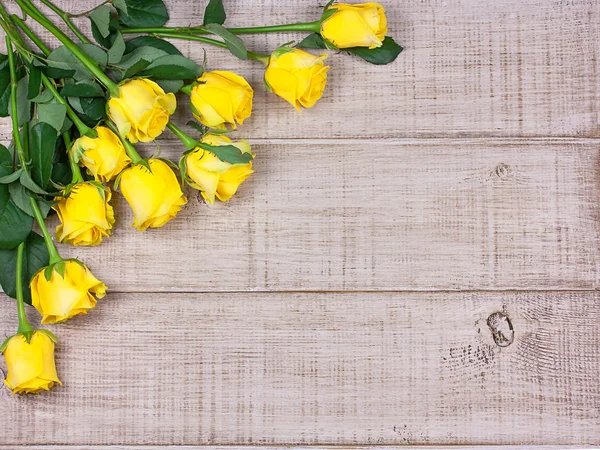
top-left (1, 0), bottom-right (599, 447)
top-left (42, 139), bottom-right (600, 292)
top-left (0, 291), bottom-right (599, 445)
top-left (0, 447), bottom-right (589, 450)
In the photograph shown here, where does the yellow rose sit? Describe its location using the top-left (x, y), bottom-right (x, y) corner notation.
top-left (185, 134), bottom-right (254, 204)
top-left (72, 126), bottom-right (131, 182)
top-left (3, 332), bottom-right (61, 395)
top-left (54, 182), bottom-right (115, 247)
top-left (31, 260), bottom-right (107, 324)
top-left (190, 71), bottom-right (253, 129)
top-left (107, 79), bottom-right (176, 144)
top-left (321, 2), bottom-right (387, 49)
top-left (265, 48), bottom-right (329, 111)
top-left (120, 159), bottom-right (187, 231)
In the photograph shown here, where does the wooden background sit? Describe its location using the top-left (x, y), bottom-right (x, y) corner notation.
top-left (1, 0), bottom-right (599, 447)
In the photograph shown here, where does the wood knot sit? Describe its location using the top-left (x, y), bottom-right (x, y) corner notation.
top-left (487, 311), bottom-right (514, 347)
top-left (495, 163), bottom-right (512, 180)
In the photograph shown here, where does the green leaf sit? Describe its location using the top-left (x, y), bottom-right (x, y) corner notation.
top-left (37, 102), bottom-right (67, 133)
top-left (0, 54), bottom-right (10, 116)
top-left (115, 45), bottom-right (168, 80)
top-left (91, 12), bottom-right (120, 48)
top-left (345, 36), bottom-right (403, 65)
top-left (60, 79), bottom-right (105, 97)
top-left (90, 4), bottom-right (112, 38)
top-left (0, 231), bottom-right (49, 305)
top-left (124, 36), bottom-right (182, 56)
top-left (47, 44), bottom-right (108, 80)
top-left (19, 171), bottom-right (53, 195)
top-left (29, 122), bottom-right (57, 189)
top-left (27, 63), bottom-right (42, 100)
top-left (31, 89), bottom-right (54, 103)
top-left (8, 183), bottom-right (50, 218)
top-left (140, 54), bottom-right (201, 80)
top-left (156, 79), bottom-right (184, 93)
top-left (112, 0), bottom-right (128, 15)
top-left (197, 142), bottom-right (253, 165)
top-left (296, 33), bottom-right (327, 49)
top-left (203, 23), bottom-right (247, 60)
top-left (0, 169), bottom-right (22, 184)
top-left (118, 0), bottom-right (169, 27)
top-left (108, 32), bottom-right (126, 64)
top-left (69, 96), bottom-right (105, 125)
top-left (203, 0), bottom-right (226, 25)
top-left (0, 144), bottom-right (12, 176)
top-left (11, 75), bottom-right (31, 126)
top-left (0, 189), bottom-right (33, 249)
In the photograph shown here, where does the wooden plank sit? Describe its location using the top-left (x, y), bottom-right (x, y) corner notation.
top-left (0, 291), bottom-right (598, 445)
top-left (0, 0), bottom-right (597, 138)
top-left (25, 139), bottom-right (599, 292)
top-left (0, 447), bottom-right (587, 450)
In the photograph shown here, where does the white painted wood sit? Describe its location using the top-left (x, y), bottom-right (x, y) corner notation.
top-left (32, 139), bottom-right (599, 292)
top-left (0, 0), bottom-right (597, 138)
top-left (0, 447), bottom-right (589, 450)
top-left (0, 291), bottom-right (598, 445)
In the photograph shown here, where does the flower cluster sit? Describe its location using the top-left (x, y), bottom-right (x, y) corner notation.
top-left (0, 0), bottom-right (401, 395)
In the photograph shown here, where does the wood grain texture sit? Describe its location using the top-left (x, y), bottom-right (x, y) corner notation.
top-left (31, 139), bottom-right (599, 292)
top-left (0, 447), bottom-right (588, 450)
top-left (0, 0), bottom-right (598, 138)
top-left (0, 291), bottom-right (598, 445)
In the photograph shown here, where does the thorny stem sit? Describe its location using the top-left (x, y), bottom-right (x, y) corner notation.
top-left (121, 21), bottom-right (322, 36)
top-left (151, 32), bottom-right (270, 64)
top-left (7, 35), bottom-right (63, 266)
top-left (15, 242), bottom-right (34, 339)
top-left (105, 121), bottom-right (143, 164)
top-left (166, 122), bottom-right (197, 150)
top-left (39, 0), bottom-right (91, 44)
top-left (15, 0), bottom-right (120, 96)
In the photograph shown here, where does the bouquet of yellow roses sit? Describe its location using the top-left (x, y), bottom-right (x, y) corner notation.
top-left (0, 0), bottom-right (401, 395)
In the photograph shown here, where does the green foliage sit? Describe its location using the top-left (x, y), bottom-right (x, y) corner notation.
top-left (91, 11), bottom-right (120, 48)
top-left (37, 102), bottom-right (67, 132)
top-left (140, 54), bottom-right (202, 80)
top-left (197, 142), bottom-right (253, 165)
top-left (203, 0), bottom-right (226, 25)
top-left (59, 79), bottom-right (105, 98)
top-left (297, 33), bottom-right (327, 49)
top-left (345, 37), bottom-right (403, 65)
top-left (124, 36), bottom-right (182, 56)
top-left (68, 96), bottom-right (105, 125)
top-left (203, 24), bottom-right (248, 60)
top-left (29, 122), bottom-right (57, 190)
top-left (0, 145), bottom-right (33, 249)
top-left (90, 4), bottom-right (112, 38)
top-left (0, 54), bottom-right (10, 116)
top-left (14, 75), bottom-right (31, 125)
top-left (0, 231), bottom-right (49, 305)
top-left (27, 63), bottom-right (42, 100)
top-left (108, 32), bottom-right (126, 64)
top-left (117, 0), bottom-right (169, 28)
top-left (46, 44), bottom-right (108, 80)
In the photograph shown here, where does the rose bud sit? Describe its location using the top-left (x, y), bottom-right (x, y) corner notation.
top-left (190, 71), bottom-right (253, 129)
top-left (107, 79), bottom-right (176, 143)
top-left (71, 126), bottom-right (131, 182)
top-left (119, 159), bottom-right (187, 231)
top-left (265, 48), bottom-right (329, 111)
top-left (31, 260), bottom-right (107, 324)
top-left (54, 182), bottom-right (115, 247)
top-left (3, 332), bottom-right (61, 395)
top-left (185, 134), bottom-right (254, 204)
top-left (321, 2), bottom-right (387, 49)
